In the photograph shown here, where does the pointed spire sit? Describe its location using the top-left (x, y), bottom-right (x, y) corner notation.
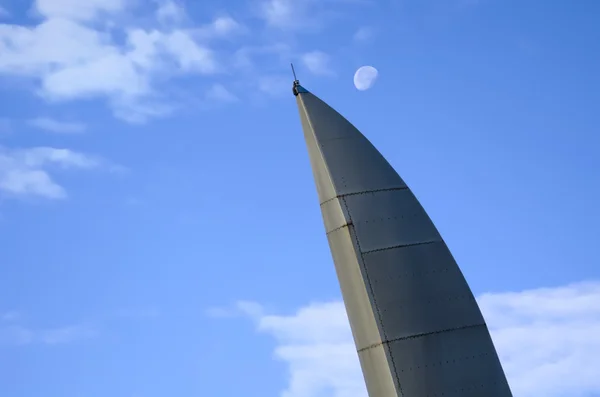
top-left (295, 85), bottom-right (407, 204)
top-left (294, 87), bottom-right (513, 397)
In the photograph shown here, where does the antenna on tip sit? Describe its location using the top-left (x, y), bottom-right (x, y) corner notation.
top-left (291, 63), bottom-right (304, 96)
top-left (291, 63), bottom-right (299, 83)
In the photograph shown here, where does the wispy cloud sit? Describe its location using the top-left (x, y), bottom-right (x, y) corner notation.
top-left (259, 0), bottom-right (299, 29)
top-left (301, 50), bottom-right (334, 76)
top-left (38, 324), bottom-right (97, 345)
top-left (205, 83), bottom-right (238, 103)
top-left (205, 306), bottom-right (239, 318)
top-left (233, 43), bottom-right (291, 74)
top-left (194, 16), bottom-right (246, 39)
top-left (0, 307), bottom-right (158, 347)
top-left (0, 0), bottom-right (225, 122)
top-left (155, 1), bottom-right (244, 38)
top-left (32, 0), bottom-right (129, 22)
top-left (27, 117), bottom-right (87, 134)
top-left (257, 75), bottom-right (289, 97)
top-left (206, 301), bottom-right (264, 319)
top-left (0, 0), bottom-right (364, 121)
top-left (0, 323), bottom-right (96, 346)
top-left (257, 0), bottom-right (342, 31)
top-left (479, 282), bottom-right (600, 396)
top-left (156, 0), bottom-right (186, 25)
top-left (0, 146), bottom-right (119, 199)
top-left (1, 311), bottom-right (20, 322)
top-left (219, 281), bottom-right (600, 397)
top-left (353, 26), bottom-right (374, 43)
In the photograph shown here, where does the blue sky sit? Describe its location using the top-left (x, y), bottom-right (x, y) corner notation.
top-left (0, 0), bottom-right (599, 396)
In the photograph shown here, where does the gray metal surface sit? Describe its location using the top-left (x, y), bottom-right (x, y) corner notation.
top-left (294, 82), bottom-right (513, 397)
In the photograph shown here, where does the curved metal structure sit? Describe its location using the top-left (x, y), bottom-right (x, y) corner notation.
top-left (293, 81), bottom-right (513, 397)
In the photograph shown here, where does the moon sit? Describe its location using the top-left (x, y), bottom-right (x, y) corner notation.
top-left (353, 66), bottom-right (378, 91)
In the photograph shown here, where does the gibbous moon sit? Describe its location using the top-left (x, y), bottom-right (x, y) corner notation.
top-left (353, 66), bottom-right (378, 91)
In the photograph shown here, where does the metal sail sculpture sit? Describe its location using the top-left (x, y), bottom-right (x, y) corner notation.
top-left (293, 79), bottom-right (513, 397)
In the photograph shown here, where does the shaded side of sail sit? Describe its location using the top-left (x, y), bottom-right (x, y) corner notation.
top-left (295, 86), bottom-right (513, 397)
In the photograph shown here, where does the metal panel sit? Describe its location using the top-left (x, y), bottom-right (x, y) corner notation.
top-left (298, 92), bottom-right (406, 202)
top-left (362, 242), bottom-right (485, 340)
top-left (297, 95), bottom-right (336, 204)
top-left (357, 343), bottom-right (400, 397)
top-left (387, 325), bottom-right (513, 396)
top-left (318, 136), bottom-right (407, 199)
top-left (299, 91), bottom-right (361, 140)
top-left (343, 189), bottom-right (442, 253)
top-left (327, 226), bottom-right (382, 351)
top-left (320, 198), bottom-right (350, 233)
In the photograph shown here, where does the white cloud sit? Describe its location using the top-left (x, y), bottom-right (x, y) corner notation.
top-left (27, 117), bottom-right (87, 134)
top-left (233, 43), bottom-right (291, 72)
top-left (155, 0), bottom-right (245, 38)
top-left (33, 0), bottom-right (127, 22)
top-left (0, 323), bottom-right (95, 346)
top-left (0, 0), bottom-right (358, 120)
top-left (39, 324), bottom-right (96, 344)
top-left (0, 0), bottom-right (223, 122)
top-left (233, 281), bottom-right (600, 397)
top-left (205, 307), bottom-right (238, 318)
top-left (259, 0), bottom-right (330, 32)
top-left (0, 146), bottom-right (112, 199)
top-left (1, 311), bottom-right (20, 322)
top-left (0, 0), bottom-right (359, 120)
top-left (205, 83), bottom-right (238, 103)
top-left (301, 50), bottom-right (333, 76)
top-left (257, 75), bottom-right (289, 97)
top-left (206, 301), bottom-right (264, 319)
top-left (263, 0), bottom-right (300, 27)
top-left (211, 16), bottom-right (241, 35)
top-left (353, 26), bottom-right (373, 43)
top-left (162, 30), bottom-right (217, 73)
top-left (156, 0), bottom-right (186, 25)
top-left (202, 16), bottom-right (244, 38)
top-left (258, 0), bottom-right (364, 31)
top-left (479, 282), bottom-right (600, 397)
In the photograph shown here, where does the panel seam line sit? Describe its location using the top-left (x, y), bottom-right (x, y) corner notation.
top-left (361, 240), bottom-right (440, 254)
top-left (357, 323), bottom-right (488, 353)
top-left (320, 186), bottom-right (409, 206)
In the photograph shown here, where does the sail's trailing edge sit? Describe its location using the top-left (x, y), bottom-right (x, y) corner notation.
top-left (293, 81), bottom-right (513, 397)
